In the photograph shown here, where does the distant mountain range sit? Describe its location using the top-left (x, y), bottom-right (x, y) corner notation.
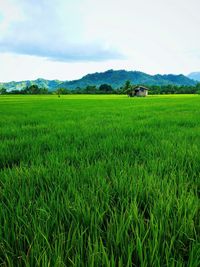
top-left (0, 70), bottom-right (198, 91)
top-left (62, 70), bottom-right (197, 89)
top-left (0, 78), bottom-right (63, 91)
top-left (188, 72), bottom-right (200, 82)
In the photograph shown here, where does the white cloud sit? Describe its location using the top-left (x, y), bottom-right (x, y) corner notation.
top-left (0, 0), bottom-right (122, 61)
top-left (0, 0), bottom-right (200, 81)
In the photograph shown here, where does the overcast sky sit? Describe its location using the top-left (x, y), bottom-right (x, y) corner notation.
top-left (0, 0), bottom-right (200, 82)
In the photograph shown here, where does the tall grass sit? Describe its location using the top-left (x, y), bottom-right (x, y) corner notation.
top-left (0, 95), bottom-right (199, 266)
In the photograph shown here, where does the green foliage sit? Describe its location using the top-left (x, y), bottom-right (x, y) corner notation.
top-left (84, 85), bottom-right (98, 94)
top-left (55, 88), bottom-right (70, 95)
top-left (0, 88), bottom-right (7, 94)
top-left (122, 80), bottom-right (133, 95)
top-left (7, 85), bottom-right (49, 95)
top-left (0, 70), bottom-right (197, 92)
top-left (99, 84), bottom-right (113, 93)
top-left (3, 82), bottom-right (200, 95)
top-left (148, 83), bottom-right (200, 95)
top-left (0, 95), bottom-right (199, 266)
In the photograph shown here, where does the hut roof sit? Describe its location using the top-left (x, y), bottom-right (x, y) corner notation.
top-left (134, 86), bottom-right (149, 90)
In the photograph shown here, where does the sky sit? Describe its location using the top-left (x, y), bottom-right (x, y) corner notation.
top-left (0, 0), bottom-right (200, 82)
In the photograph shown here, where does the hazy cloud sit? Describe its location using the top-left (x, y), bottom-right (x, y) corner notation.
top-left (0, 0), bottom-right (123, 61)
top-left (0, 40), bottom-right (123, 61)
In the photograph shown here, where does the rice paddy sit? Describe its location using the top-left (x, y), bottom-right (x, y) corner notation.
top-left (0, 95), bottom-right (199, 266)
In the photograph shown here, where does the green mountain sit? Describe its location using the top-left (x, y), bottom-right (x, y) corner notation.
top-left (188, 72), bottom-right (200, 81)
top-left (0, 70), bottom-right (197, 91)
top-left (0, 78), bottom-right (62, 91)
top-left (60, 70), bottom-right (196, 89)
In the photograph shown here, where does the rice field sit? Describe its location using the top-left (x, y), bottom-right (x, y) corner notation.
top-left (0, 95), bottom-right (199, 266)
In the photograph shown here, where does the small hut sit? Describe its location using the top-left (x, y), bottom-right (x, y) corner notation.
top-left (128, 86), bottom-right (149, 97)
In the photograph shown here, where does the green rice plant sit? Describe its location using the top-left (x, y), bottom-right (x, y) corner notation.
top-left (0, 95), bottom-right (199, 266)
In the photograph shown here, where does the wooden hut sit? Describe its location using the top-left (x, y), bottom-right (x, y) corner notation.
top-left (128, 86), bottom-right (149, 97)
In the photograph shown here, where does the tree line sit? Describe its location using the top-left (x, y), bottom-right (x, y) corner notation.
top-left (1, 82), bottom-right (200, 95)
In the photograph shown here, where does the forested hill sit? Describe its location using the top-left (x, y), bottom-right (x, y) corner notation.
top-left (0, 78), bottom-right (62, 91)
top-left (0, 70), bottom-right (197, 91)
top-left (61, 70), bottom-right (196, 89)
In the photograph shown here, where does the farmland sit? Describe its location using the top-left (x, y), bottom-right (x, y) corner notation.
top-left (0, 95), bottom-right (199, 266)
